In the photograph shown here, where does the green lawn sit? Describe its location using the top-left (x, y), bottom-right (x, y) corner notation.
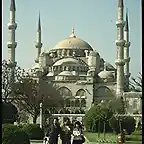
top-left (84, 132), bottom-right (142, 144)
top-left (84, 132), bottom-right (117, 143)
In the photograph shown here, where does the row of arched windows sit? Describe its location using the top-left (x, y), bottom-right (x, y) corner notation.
top-left (64, 99), bottom-right (86, 107)
top-left (58, 87), bottom-right (86, 97)
top-left (45, 108), bottom-right (85, 114)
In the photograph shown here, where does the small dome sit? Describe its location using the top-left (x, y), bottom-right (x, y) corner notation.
top-left (47, 72), bottom-right (54, 76)
top-left (98, 70), bottom-right (114, 80)
top-left (104, 61), bottom-right (115, 71)
top-left (89, 51), bottom-right (100, 57)
top-left (59, 71), bottom-right (73, 76)
top-left (31, 63), bottom-right (40, 70)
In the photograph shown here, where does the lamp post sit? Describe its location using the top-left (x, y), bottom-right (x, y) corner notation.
top-left (40, 102), bottom-right (43, 129)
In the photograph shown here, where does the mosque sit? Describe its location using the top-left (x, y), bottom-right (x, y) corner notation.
top-left (6, 0), bottom-right (141, 115)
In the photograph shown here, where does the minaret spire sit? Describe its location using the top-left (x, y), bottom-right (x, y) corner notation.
top-left (7, 0), bottom-right (17, 86)
top-left (10, 0), bottom-right (16, 11)
top-left (38, 11), bottom-right (41, 32)
top-left (124, 8), bottom-right (131, 90)
top-left (35, 11), bottom-right (43, 63)
top-left (124, 8), bottom-right (129, 31)
top-left (115, 0), bottom-right (125, 96)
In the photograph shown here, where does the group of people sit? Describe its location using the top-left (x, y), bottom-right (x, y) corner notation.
top-left (44, 117), bottom-right (85, 144)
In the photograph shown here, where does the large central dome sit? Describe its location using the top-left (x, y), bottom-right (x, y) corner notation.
top-left (53, 27), bottom-right (93, 51)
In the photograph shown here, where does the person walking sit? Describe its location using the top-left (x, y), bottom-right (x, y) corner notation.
top-left (46, 118), bottom-right (61, 144)
top-left (60, 117), bottom-right (73, 144)
top-left (72, 121), bottom-right (85, 144)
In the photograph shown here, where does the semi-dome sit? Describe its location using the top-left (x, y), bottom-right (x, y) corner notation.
top-left (53, 58), bottom-right (86, 67)
top-left (98, 70), bottom-right (114, 80)
top-left (59, 71), bottom-right (73, 76)
top-left (53, 27), bottom-right (93, 51)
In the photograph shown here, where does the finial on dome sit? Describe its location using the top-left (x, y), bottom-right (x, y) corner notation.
top-left (69, 24), bottom-right (76, 38)
top-left (72, 25), bottom-right (75, 34)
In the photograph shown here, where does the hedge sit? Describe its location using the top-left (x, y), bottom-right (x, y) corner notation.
top-left (2, 124), bottom-right (30, 144)
top-left (22, 124), bottom-right (44, 140)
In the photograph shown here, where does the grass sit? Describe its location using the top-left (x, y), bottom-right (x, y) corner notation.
top-left (84, 132), bottom-right (117, 143)
top-left (125, 134), bottom-right (142, 141)
top-left (84, 131), bottom-right (142, 143)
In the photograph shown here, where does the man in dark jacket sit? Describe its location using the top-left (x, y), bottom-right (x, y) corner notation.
top-left (60, 117), bottom-right (73, 144)
top-left (46, 118), bottom-right (61, 144)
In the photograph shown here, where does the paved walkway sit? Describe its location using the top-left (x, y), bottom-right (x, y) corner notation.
top-left (30, 136), bottom-right (89, 144)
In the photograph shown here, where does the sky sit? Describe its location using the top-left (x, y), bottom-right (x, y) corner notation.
top-left (3, 0), bottom-right (141, 77)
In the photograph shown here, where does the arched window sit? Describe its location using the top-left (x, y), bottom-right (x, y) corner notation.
top-left (93, 86), bottom-right (113, 103)
top-left (80, 109), bottom-right (85, 114)
top-left (75, 110), bottom-right (80, 114)
top-left (70, 100), bottom-right (74, 107)
top-left (59, 110), bottom-right (64, 114)
top-left (81, 99), bottom-right (86, 107)
top-left (58, 87), bottom-right (72, 97)
top-left (75, 99), bottom-right (80, 107)
top-left (76, 89), bottom-right (86, 97)
top-left (133, 99), bottom-right (137, 109)
top-left (65, 99), bottom-right (70, 107)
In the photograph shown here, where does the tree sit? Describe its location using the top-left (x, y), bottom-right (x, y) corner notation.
top-left (2, 60), bottom-right (24, 103)
top-left (84, 103), bottom-right (113, 133)
top-left (14, 75), bottom-right (63, 123)
top-left (129, 72), bottom-right (142, 93)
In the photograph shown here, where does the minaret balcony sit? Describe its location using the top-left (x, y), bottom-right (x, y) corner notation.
top-left (124, 41), bottom-right (131, 47)
top-left (7, 61), bottom-right (17, 67)
top-left (115, 59), bottom-right (125, 66)
top-left (125, 73), bottom-right (131, 78)
top-left (35, 43), bottom-right (42, 48)
top-left (115, 40), bottom-right (125, 46)
top-left (8, 23), bottom-right (17, 30)
top-left (116, 20), bottom-right (125, 27)
top-left (7, 41), bottom-right (17, 48)
top-left (124, 57), bottom-right (130, 63)
top-left (35, 58), bottom-right (39, 63)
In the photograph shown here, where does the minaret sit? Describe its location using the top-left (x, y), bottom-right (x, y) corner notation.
top-left (7, 0), bottom-right (17, 84)
top-left (115, 0), bottom-right (125, 96)
top-left (124, 9), bottom-right (131, 89)
top-left (35, 12), bottom-right (43, 63)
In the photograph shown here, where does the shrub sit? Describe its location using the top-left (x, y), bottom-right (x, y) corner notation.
top-left (2, 102), bottom-right (18, 124)
top-left (2, 124), bottom-right (30, 144)
top-left (22, 124), bottom-right (44, 140)
top-left (84, 104), bottom-right (113, 132)
top-left (123, 116), bottom-right (136, 135)
top-left (109, 116), bottom-right (120, 134)
top-left (109, 116), bottom-right (136, 135)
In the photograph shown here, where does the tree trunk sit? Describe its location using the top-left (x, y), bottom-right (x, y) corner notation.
top-left (103, 122), bottom-right (106, 139)
top-left (98, 119), bottom-right (100, 138)
top-left (33, 115), bottom-right (38, 124)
